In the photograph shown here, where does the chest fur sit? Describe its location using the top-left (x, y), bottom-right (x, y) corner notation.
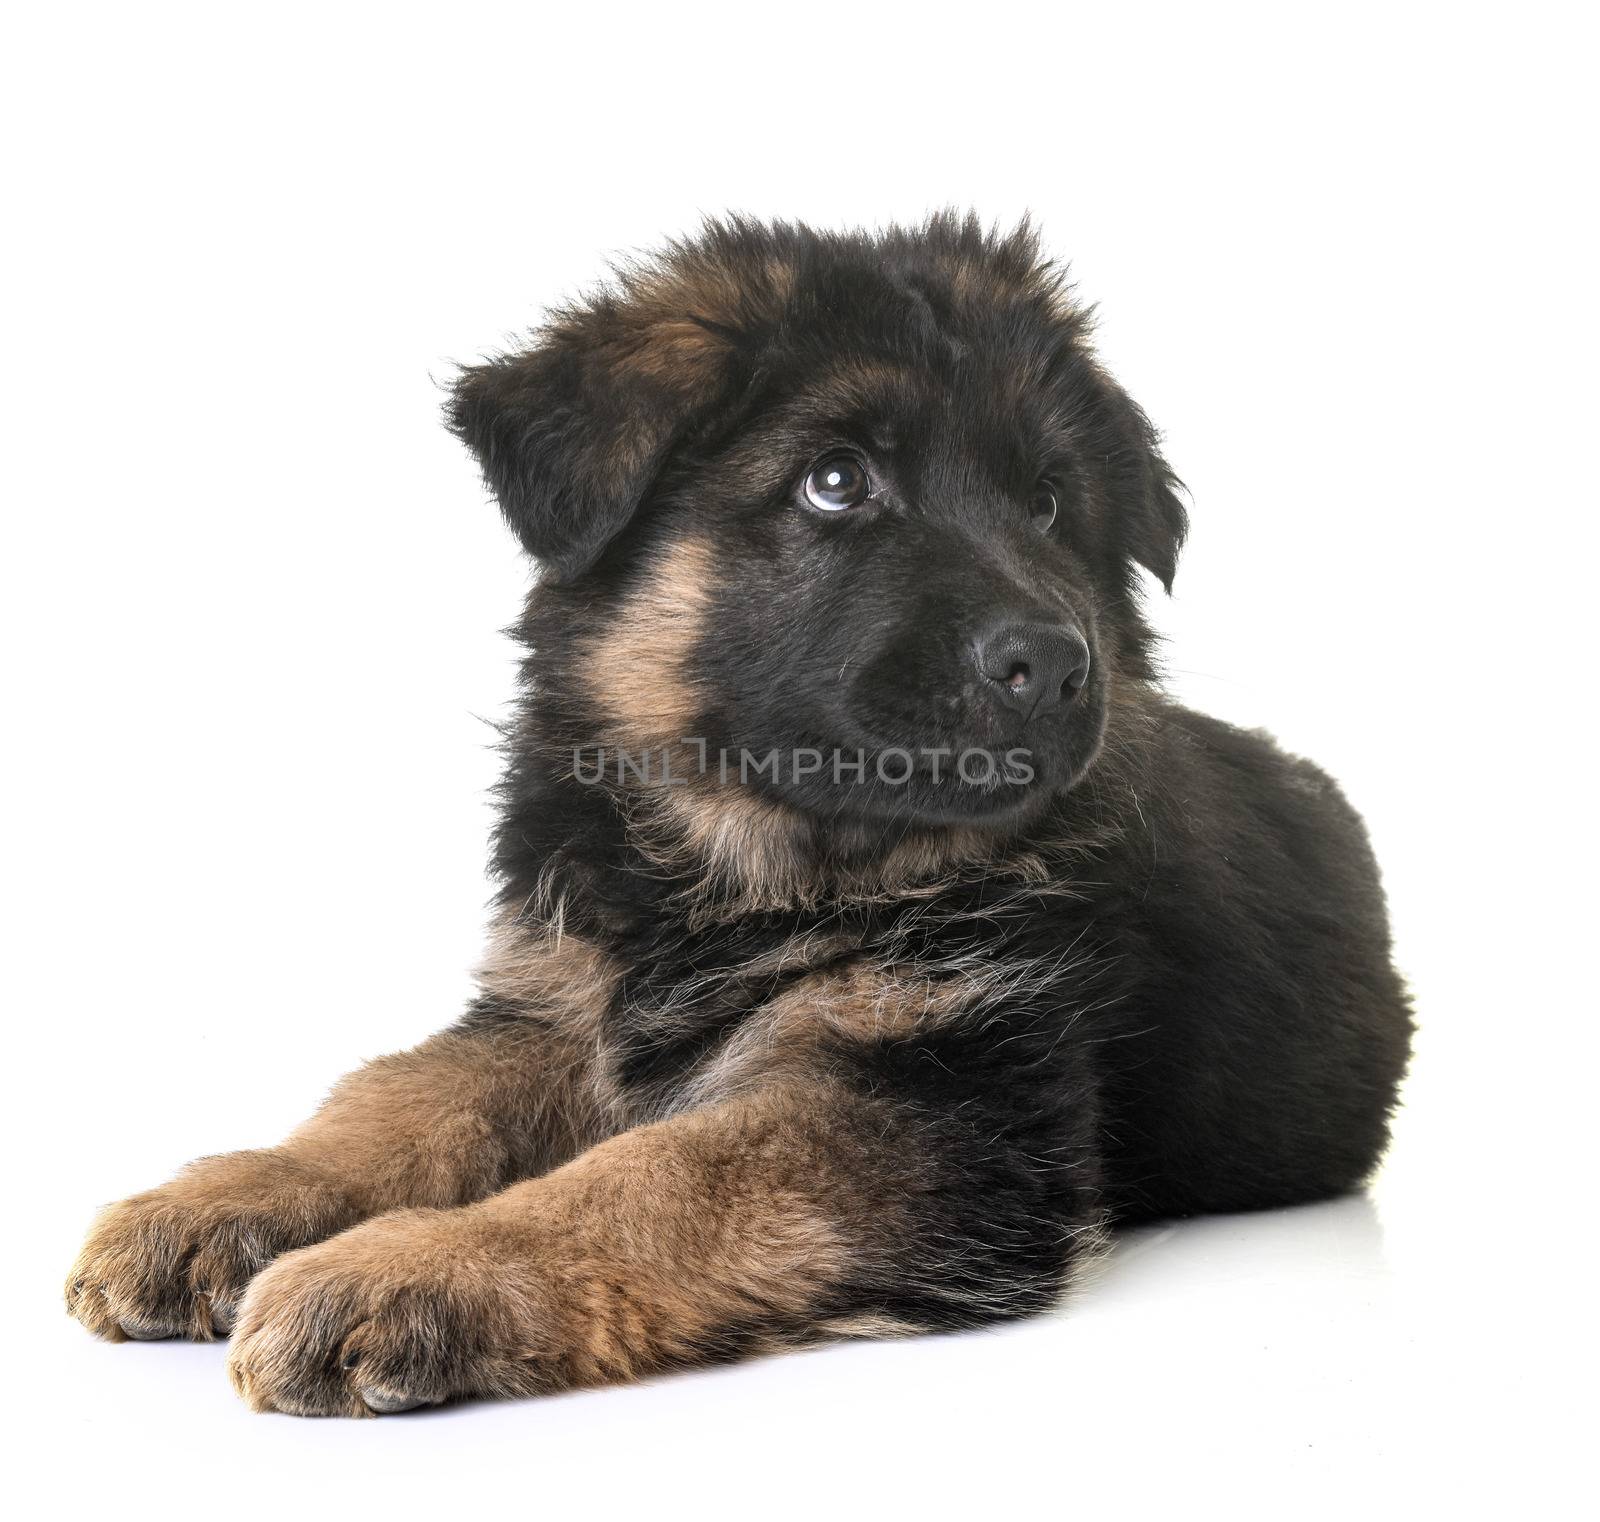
top-left (479, 901), bottom-right (1104, 1133)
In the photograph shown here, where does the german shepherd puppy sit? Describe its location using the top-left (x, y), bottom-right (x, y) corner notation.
top-left (66, 216), bottom-right (1413, 1416)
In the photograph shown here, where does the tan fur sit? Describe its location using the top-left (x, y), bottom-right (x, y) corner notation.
top-left (818, 1312), bottom-right (925, 1339)
top-left (647, 781), bottom-right (811, 913)
top-left (65, 1149), bottom-right (360, 1342)
top-left (226, 1081), bottom-right (896, 1413)
top-left (66, 993), bottom-right (617, 1345)
top-left (584, 535), bottom-right (715, 746)
top-left (476, 909), bottom-right (624, 1025)
top-left (284, 1023), bottom-right (580, 1213)
top-left (588, 245), bottom-right (796, 394)
top-left (632, 777), bottom-right (1055, 923)
top-left (668, 956), bottom-right (974, 1113)
top-left (617, 317), bottom-right (730, 383)
top-left (474, 906), bottom-right (630, 1134)
top-left (627, 250), bottom-right (795, 347)
top-left (227, 1205), bottom-right (543, 1416)
top-left (508, 1083), bottom-right (856, 1386)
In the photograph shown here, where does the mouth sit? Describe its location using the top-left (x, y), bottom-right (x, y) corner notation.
top-left (798, 679), bottom-right (1106, 823)
top-left (752, 734), bottom-right (1056, 826)
top-left (574, 695), bottom-right (1101, 828)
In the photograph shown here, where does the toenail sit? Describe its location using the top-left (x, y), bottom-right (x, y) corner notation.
top-left (359, 1388), bottom-right (432, 1414)
top-left (120, 1318), bottom-right (174, 1341)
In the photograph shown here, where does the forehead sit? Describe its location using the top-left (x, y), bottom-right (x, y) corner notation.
top-left (743, 333), bottom-right (1091, 480)
top-left (794, 250), bottom-right (1083, 404)
top-left (670, 233), bottom-right (1102, 490)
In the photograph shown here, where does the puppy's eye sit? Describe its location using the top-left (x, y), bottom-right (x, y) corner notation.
top-left (803, 453), bottom-right (870, 512)
top-left (1031, 481), bottom-right (1059, 534)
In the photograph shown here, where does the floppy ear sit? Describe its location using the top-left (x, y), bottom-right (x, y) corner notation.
top-left (447, 306), bottom-right (737, 582)
top-left (1126, 436), bottom-right (1188, 594)
top-left (1093, 372), bottom-right (1189, 593)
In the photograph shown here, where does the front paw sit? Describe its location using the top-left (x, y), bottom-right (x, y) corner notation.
top-left (226, 1210), bottom-right (545, 1416)
top-left (66, 1150), bottom-right (357, 1342)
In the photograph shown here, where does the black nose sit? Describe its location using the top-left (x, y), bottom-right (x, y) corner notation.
top-left (976, 623), bottom-right (1091, 718)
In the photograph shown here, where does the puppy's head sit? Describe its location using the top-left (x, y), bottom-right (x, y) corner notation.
top-left (450, 216), bottom-right (1185, 839)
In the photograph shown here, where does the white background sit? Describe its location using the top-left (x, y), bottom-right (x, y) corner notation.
top-left (4, 3), bottom-right (1595, 1516)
